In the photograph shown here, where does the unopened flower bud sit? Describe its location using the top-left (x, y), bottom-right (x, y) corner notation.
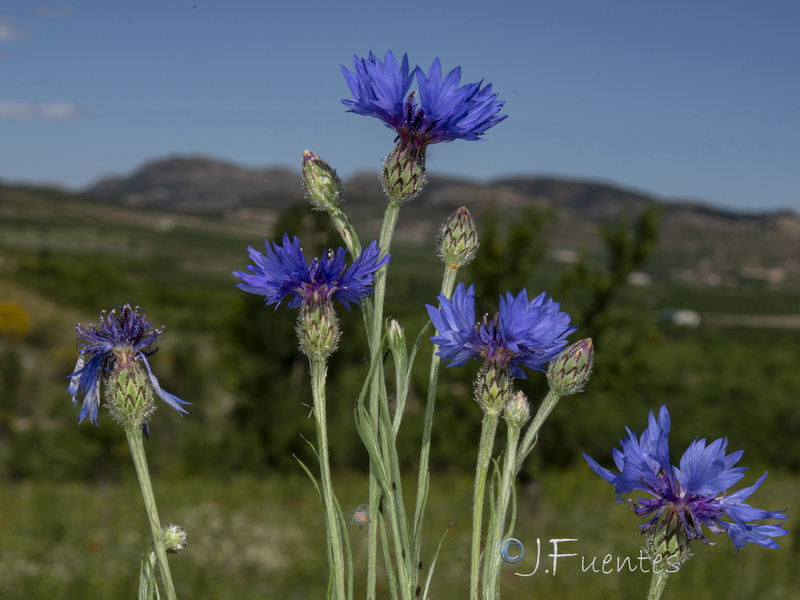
top-left (547, 338), bottom-right (594, 396)
top-left (297, 303), bottom-right (340, 360)
top-left (381, 141), bottom-right (427, 205)
top-left (387, 319), bottom-right (406, 352)
top-left (106, 366), bottom-right (157, 429)
top-left (437, 207), bottom-right (479, 270)
top-left (504, 391), bottom-right (530, 429)
top-left (302, 150), bottom-right (343, 212)
top-left (163, 524), bottom-right (188, 554)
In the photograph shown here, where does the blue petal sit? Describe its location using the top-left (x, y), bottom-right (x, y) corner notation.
top-left (334, 241), bottom-right (391, 309)
top-left (426, 283), bottom-right (480, 366)
top-left (341, 51), bottom-right (415, 132)
top-left (141, 355), bottom-right (190, 415)
top-left (675, 437), bottom-right (747, 495)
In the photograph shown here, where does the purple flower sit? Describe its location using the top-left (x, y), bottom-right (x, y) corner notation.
top-left (584, 406), bottom-right (788, 549)
top-left (233, 234), bottom-right (390, 310)
top-left (67, 305), bottom-right (189, 425)
top-left (342, 51), bottom-right (506, 148)
top-left (425, 283), bottom-right (575, 377)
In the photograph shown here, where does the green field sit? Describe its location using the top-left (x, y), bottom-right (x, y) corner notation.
top-left (1, 470), bottom-right (796, 599)
top-left (1, 184), bottom-right (798, 598)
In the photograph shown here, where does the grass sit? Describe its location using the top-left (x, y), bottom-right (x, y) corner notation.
top-left (1, 469), bottom-right (796, 599)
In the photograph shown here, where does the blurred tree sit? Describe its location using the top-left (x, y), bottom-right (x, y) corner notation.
top-left (468, 204), bottom-right (552, 311)
top-left (560, 203), bottom-right (662, 338)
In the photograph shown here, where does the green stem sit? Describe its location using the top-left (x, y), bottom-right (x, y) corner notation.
top-left (365, 200), bottom-right (402, 598)
top-left (329, 205), bottom-right (362, 259)
top-left (124, 425), bottom-right (177, 600)
top-left (411, 265), bottom-right (459, 582)
top-left (646, 566), bottom-right (670, 600)
top-left (470, 410), bottom-right (500, 600)
top-left (310, 358), bottom-right (348, 600)
top-left (516, 389), bottom-right (561, 472)
top-left (376, 386), bottom-right (414, 600)
top-left (482, 421), bottom-right (521, 600)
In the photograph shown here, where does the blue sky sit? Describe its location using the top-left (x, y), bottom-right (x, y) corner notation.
top-left (1, 1), bottom-right (798, 211)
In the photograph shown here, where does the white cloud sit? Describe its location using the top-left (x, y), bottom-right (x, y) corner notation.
top-left (39, 102), bottom-right (80, 120)
top-left (0, 19), bottom-right (24, 42)
top-left (0, 100), bottom-right (81, 120)
top-left (0, 101), bottom-right (34, 118)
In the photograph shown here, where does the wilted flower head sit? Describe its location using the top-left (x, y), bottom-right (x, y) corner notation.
top-left (67, 304), bottom-right (189, 425)
top-left (426, 283), bottom-right (576, 378)
top-left (342, 51), bottom-right (506, 149)
top-left (233, 234), bottom-right (391, 310)
top-left (584, 405), bottom-right (788, 550)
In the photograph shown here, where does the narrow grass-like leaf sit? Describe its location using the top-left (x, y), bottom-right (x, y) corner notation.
top-left (379, 512), bottom-right (400, 600)
top-left (292, 453), bottom-right (322, 500)
top-left (422, 523), bottom-right (452, 600)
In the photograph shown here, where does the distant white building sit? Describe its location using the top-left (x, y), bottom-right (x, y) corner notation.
top-left (661, 309), bottom-right (702, 327)
top-left (628, 271), bottom-right (652, 286)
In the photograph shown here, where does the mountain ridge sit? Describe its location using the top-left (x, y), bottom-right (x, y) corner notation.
top-left (72, 154), bottom-right (800, 289)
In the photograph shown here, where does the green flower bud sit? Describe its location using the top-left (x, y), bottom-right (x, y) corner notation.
top-left (297, 303), bottom-right (340, 360)
top-left (381, 141), bottom-right (427, 205)
top-left (387, 319), bottom-right (405, 349)
top-left (163, 524), bottom-right (188, 554)
top-left (106, 365), bottom-right (157, 429)
top-left (504, 391), bottom-right (530, 429)
top-left (475, 362), bottom-right (513, 415)
top-left (302, 150), bottom-right (343, 212)
top-left (547, 338), bottom-right (594, 396)
top-left (437, 206), bottom-right (479, 270)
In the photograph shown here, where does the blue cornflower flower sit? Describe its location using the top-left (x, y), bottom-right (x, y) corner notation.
top-left (67, 304), bottom-right (189, 425)
top-left (426, 283), bottom-right (576, 378)
top-left (415, 58), bottom-right (507, 144)
top-left (342, 51), bottom-right (506, 148)
top-left (584, 405), bottom-right (788, 550)
top-left (341, 51), bottom-right (416, 135)
top-left (233, 234), bottom-right (390, 310)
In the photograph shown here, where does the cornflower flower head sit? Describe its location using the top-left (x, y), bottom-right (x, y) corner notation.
top-left (426, 283), bottom-right (576, 378)
top-left (67, 304), bottom-right (189, 426)
top-left (234, 234), bottom-right (390, 359)
top-left (584, 406), bottom-right (788, 554)
top-left (343, 51), bottom-right (506, 204)
top-left (342, 51), bottom-right (507, 150)
top-left (233, 234), bottom-right (390, 311)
